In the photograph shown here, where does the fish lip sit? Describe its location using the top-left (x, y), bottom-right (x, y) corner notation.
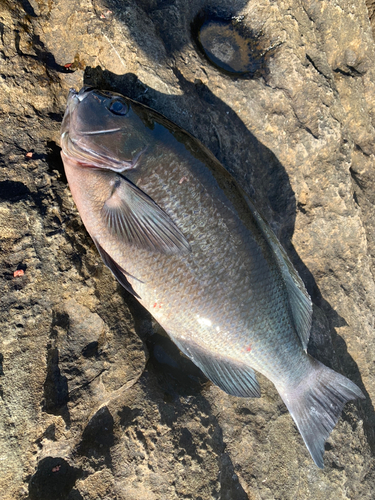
top-left (69, 87), bottom-right (78, 97)
top-left (82, 127), bottom-right (122, 136)
top-left (77, 86), bottom-right (94, 99)
top-left (60, 88), bottom-right (79, 138)
top-left (61, 86), bottom-right (91, 126)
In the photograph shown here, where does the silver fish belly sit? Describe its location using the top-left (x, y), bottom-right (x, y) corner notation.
top-left (60, 87), bottom-right (364, 468)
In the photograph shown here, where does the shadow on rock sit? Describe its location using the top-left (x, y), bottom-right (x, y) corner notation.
top-left (43, 347), bottom-right (71, 427)
top-left (75, 406), bottom-right (115, 469)
top-left (28, 457), bottom-right (82, 500)
top-left (100, 0), bottom-right (250, 64)
top-left (135, 362), bottom-right (249, 498)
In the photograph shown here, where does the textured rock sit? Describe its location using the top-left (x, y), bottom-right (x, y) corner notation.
top-left (1, 0), bottom-right (375, 498)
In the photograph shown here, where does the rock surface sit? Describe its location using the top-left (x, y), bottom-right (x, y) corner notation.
top-left (1, 0), bottom-right (375, 498)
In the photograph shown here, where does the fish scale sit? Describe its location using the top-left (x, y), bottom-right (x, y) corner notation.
top-left (60, 87), bottom-right (364, 468)
top-left (122, 164), bottom-right (291, 378)
top-left (108, 149), bottom-right (302, 382)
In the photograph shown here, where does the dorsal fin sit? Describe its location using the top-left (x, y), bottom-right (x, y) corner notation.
top-left (245, 197), bottom-right (312, 350)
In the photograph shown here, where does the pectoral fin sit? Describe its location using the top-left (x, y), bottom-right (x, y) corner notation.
top-left (101, 175), bottom-right (191, 255)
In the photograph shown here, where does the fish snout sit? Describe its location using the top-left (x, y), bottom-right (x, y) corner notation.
top-left (77, 86), bottom-right (95, 100)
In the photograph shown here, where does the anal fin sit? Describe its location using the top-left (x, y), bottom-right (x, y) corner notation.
top-left (174, 338), bottom-right (260, 398)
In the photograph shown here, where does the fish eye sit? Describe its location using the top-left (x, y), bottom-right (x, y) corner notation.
top-left (108, 99), bottom-right (129, 116)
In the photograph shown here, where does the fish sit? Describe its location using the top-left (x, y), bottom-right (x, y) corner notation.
top-left (60, 86), bottom-right (365, 468)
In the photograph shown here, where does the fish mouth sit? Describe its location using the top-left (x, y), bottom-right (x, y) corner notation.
top-left (60, 88), bottom-right (79, 137)
top-left (60, 87), bottom-right (146, 172)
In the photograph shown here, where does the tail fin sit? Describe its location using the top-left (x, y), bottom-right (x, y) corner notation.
top-left (278, 357), bottom-right (365, 468)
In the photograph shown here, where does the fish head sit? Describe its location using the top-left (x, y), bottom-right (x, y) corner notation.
top-left (60, 87), bottom-right (151, 172)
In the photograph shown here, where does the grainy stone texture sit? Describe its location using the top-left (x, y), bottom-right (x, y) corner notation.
top-left (0, 0), bottom-right (375, 498)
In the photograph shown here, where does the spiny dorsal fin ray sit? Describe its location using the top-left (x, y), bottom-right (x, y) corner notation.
top-left (101, 175), bottom-right (191, 255)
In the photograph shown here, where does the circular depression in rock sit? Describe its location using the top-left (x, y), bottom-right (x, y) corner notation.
top-left (192, 12), bottom-right (271, 76)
